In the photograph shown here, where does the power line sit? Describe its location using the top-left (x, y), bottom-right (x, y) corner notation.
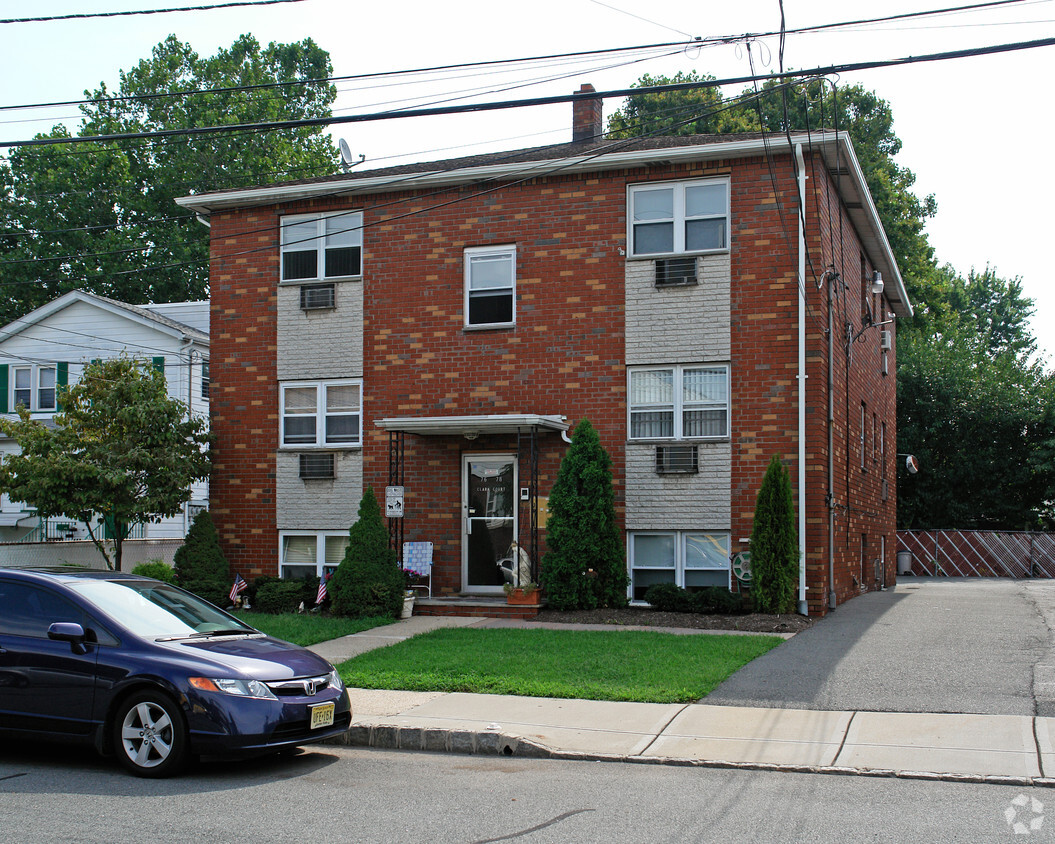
top-left (0, 0), bottom-right (307, 25)
top-left (6, 35), bottom-right (1054, 150)
top-left (0, 1), bottom-right (1031, 113)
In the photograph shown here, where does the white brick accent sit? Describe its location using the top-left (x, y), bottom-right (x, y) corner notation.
top-left (275, 451), bottom-right (363, 531)
top-left (625, 254), bottom-right (731, 364)
top-left (276, 281), bottom-right (363, 380)
top-left (624, 442), bottom-right (731, 529)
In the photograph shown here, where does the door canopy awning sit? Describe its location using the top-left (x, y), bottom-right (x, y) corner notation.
top-left (375, 413), bottom-right (569, 438)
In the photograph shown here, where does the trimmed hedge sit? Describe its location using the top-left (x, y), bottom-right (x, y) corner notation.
top-left (644, 583), bottom-right (751, 615)
top-left (131, 560), bottom-right (176, 583)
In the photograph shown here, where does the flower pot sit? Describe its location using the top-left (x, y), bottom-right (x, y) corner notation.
top-left (506, 588), bottom-right (540, 606)
top-left (401, 594), bottom-right (415, 619)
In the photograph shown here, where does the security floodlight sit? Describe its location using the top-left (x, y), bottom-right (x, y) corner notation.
top-left (870, 270), bottom-right (884, 296)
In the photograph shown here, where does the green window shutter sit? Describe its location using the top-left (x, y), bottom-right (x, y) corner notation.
top-left (152, 356), bottom-right (165, 373)
top-left (0, 365), bottom-right (7, 413)
top-left (56, 362), bottom-right (68, 411)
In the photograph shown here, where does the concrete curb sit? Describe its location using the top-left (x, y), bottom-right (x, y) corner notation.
top-left (327, 724), bottom-right (1055, 788)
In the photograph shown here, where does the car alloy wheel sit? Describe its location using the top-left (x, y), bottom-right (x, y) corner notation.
top-left (114, 690), bottom-right (187, 777)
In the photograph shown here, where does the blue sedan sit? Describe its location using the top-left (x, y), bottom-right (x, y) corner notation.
top-left (0, 568), bottom-right (352, 777)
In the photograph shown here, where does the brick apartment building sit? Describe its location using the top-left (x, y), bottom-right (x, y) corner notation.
top-left (177, 86), bottom-right (910, 617)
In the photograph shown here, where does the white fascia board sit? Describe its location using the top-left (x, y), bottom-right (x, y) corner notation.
top-left (175, 135), bottom-right (820, 214)
top-left (376, 414), bottom-right (568, 436)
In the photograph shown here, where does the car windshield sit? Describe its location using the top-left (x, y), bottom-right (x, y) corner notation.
top-left (70, 579), bottom-right (258, 639)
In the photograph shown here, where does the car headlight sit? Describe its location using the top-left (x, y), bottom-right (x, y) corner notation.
top-left (328, 668), bottom-right (344, 693)
top-left (189, 677), bottom-right (277, 700)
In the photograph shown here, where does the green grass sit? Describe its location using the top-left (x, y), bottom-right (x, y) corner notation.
top-left (338, 628), bottom-right (783, 703)
top-left (231, 611), bottom-right (392, 647)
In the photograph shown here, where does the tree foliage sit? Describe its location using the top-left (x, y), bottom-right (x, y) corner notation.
top-left (898, 269), bottom-right (1055, 530)
top-left (172, 510), bottom-right (230, 606)
top-left (0, 357), bottom-right (211, 570)
top-left (329, 487), bottom-right (404, 619)
top-left (540, 419), bottom-right (629, 610)
top-left (0, 34), bottom-right (338, 322)
top-left (749, 456), bottom-right (799, 614)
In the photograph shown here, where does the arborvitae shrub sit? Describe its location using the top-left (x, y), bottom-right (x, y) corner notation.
top-left (173, 510), bottom-right (230, 607)
top-left (540, 419), bottom-right (629, 610)
top-left (750, 455), bottom-right (800, 614)
top-left (330, 487), bottom-right (404, 618)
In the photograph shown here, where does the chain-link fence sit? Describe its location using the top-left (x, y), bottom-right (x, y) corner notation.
top-left (896, 530), bottom-right (1055, 578)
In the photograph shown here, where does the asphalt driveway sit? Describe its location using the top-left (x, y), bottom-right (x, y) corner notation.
top-left (707, 578), bottom-right (1055, 716)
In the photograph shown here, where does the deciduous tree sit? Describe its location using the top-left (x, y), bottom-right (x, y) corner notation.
top-left (0, 357), bottom-right (211, 570)
top-left (0, 34), bottom-right (337, 322)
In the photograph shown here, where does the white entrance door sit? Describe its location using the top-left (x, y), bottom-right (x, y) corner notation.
top-left (462, 454), bottom-right (516, 594)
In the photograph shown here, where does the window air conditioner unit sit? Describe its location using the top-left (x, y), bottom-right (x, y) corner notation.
top-left (299, 453), bottom-right (335, 479)
top-left (300, 283), bottom-right (336, 310)
top-left (879, 330), bottom-right (892, 350)
top-left (655, 257), bottom-right (698, 288)
top-left (655, 444), bottom-right (699, 474)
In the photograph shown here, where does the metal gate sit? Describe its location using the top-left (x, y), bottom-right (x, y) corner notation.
top-left (897, 530), bottom-right (1055, 578)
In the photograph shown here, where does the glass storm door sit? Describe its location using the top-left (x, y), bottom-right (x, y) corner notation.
top-left (462, 455), bottom-right (517, 593)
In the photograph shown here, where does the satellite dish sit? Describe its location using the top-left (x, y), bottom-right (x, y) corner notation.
top-left (337, 138), bottom-right (364, 173)
top-left (905, 454), bottom-right (919, 474)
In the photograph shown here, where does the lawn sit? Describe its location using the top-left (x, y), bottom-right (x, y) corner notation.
top-left (232, 611), bottom-right (392, 647)
top-left (338, 627), bottom-right (784, 703)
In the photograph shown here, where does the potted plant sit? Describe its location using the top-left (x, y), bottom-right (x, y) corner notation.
top-left (503, 581), bottom-right (541, 606)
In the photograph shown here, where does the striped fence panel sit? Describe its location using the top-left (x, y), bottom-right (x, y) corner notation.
top-left (896, 530), bottom-right (1055, 578)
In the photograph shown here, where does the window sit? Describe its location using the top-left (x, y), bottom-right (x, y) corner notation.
top-left (280, 532), bottom-right (349, 579)
top-left (629, 531), bottom-right (730, 601)
top-left (280, 211), bottom-right (362, 282)
top-left (465, 245), bottom-right (515, 327)
top-left (280, 380), bottom-right (362, 448)
top-left (628, 365), bottom-right (729, 440)
top-left (655, 444), bottom-right (698, 474)
top-left (201, 361), bottom-right (210, 399)
top-left (628, 178), bottom-right (729, 257)
top-left (12, 365), bottom-right (57, 412)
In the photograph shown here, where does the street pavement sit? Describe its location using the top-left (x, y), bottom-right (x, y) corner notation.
top-left (309, 578), bottom-right (1055, 787)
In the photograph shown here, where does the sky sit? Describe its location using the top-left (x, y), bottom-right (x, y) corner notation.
top-left (2, 0), bottom-right (1053, 361)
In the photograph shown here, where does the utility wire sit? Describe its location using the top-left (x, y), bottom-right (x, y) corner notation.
top-left (0, 0), bottom-right (308, 25)
top-left (6, 35), bottom-right (1054, 150)
top-left (0, 1), bottom-right (1032, 113)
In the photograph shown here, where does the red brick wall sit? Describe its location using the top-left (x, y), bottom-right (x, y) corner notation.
top-left (207, 207), bottom-right (281, 578)
top-left (205, 148), bottom-right (899, 615)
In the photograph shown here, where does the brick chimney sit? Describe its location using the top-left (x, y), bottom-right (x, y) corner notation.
top-left (572, 83), bottom-right (603, 143)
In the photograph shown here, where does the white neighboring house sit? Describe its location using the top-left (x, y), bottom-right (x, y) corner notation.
top-left (0, 290), bottom-right (209, 545)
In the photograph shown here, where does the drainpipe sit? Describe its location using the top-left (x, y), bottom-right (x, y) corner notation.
top-left (827, 277), bottom-right (836, 610)
top-left (795, 144), bottom-right (808, 616)
top-left (178, 335), bottom-right (194, 537)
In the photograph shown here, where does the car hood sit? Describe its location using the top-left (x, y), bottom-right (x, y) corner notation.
top-left (154, 635), bottom-right (335, 680)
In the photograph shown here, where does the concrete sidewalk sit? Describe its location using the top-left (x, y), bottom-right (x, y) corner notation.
top-left (310, 613), bottom-right (1055, 787)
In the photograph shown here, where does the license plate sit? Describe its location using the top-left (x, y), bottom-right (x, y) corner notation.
top-left (310, 702), bottom-right (335, 730)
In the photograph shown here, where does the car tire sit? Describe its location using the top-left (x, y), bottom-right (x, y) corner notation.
top-left (113, 690), bottom-right (188, 778)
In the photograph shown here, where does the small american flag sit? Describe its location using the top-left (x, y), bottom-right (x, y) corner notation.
top-left (229, 573), bottom-right (248, 603)
top-left (315, 573), bottom-right (330, 606)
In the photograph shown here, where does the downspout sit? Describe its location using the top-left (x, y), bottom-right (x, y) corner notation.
top-left (795, 144), bottom-right (808, 616)
top-left (178, 335), bottom-right (194, 538)
top-left (827, 277), bottom-right (836, 610)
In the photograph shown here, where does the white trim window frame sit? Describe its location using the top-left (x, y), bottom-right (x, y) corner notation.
top-left (279, 531), bottom-right (350, 579)
top-left (280, 379), bottom-right (362, 448)
top-left (280, 211), bottom-right (363, 283)
top-left (464, 245), bottom-right (516, 329)
top-left (12, 365), bottom-right (56, 412)
top-left (628, 364), bottom-right (729, 441)
top-left (628, 531), bottom-right (731, 602)
top-left (627, 178), bottom-right (730, 258)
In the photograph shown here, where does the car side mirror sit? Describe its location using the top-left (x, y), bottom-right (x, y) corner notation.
top-left (48, 622), bottom-right (88, 655)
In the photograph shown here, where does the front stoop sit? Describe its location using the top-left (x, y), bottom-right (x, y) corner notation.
top-left (414, 596), bottom-right (541, 620)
